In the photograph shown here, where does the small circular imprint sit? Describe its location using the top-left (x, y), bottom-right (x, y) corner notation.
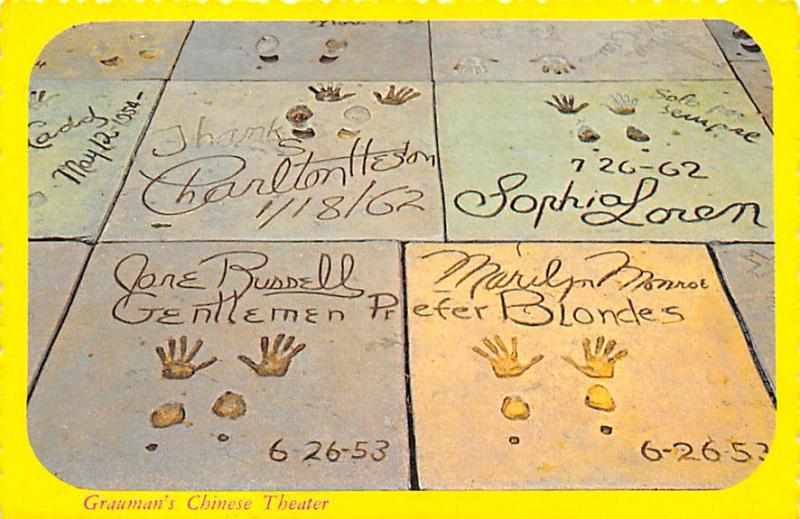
top-left (212, 391), bottom-right (247, 420)
top-left (138, 49), bottom-right (161, 60)
top-left (217, 433), bottom-right (231, 442)
top-left (600, 425), bottom-right (613, 435)
top-left (286, 104), bottom-right (314, 127)
top-left (626, 126), bottom-right (650, 143)
top-left (256, 35), bottom-right (280, 63)
top-left (129, 32), bottom-right (153, 44)
top-left (343, 105), bottom-right (371, 124)
top-left (577, 124), bottom-right (601, 143)
top-left (508, 436), bottom-right (521, 445)
top-left (28, 191), bottom-right (47, 208)
top-left (501, 395), bottom-right (531, 421)
top-left (145, 443), bottom-right (159, 451)
top-left (150, 402), bottom-right (186, 428)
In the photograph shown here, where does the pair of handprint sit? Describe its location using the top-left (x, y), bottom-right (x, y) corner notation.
top-left (473, 335), bottom-right (627, 379)
top-left (155, 334), bottom-right (306, 380)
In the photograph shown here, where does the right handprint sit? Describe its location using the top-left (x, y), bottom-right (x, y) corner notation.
top-left (562, 335), bottom-right (627, 379)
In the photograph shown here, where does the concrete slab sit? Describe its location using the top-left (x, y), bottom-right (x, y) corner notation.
top-left (28, 241), bottom-right (409, 490)
top-left (172, 21), bottom-right (430, 81)
top-left (406, 242), bottom-right (775, 489)
top-left (28, 80), bottom-right (162, 239)
top-left (732, 61), bottom-right (772, 129)
top-left (100, 81), bottom-right (442, 241)
top-left (32, 22), bottom-right (191, 80)
top-left (712, 243), bottom-right (775, 387)
top-left (436, 80), bottom-right (772, 242)
top-left (705, 21), bottom-right (765, 62)
top-left (431, 21), bottom-right (732, 82)
top-left (28, 241), bottom-right (91, 389)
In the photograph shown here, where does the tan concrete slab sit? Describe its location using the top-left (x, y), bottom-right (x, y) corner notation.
top-left (28, 241), bottom-right (409, 490)
top-left (732, 61), bottom-right (772, 129)
top-left (172, 21), bottom-right (430, 81)
top-left (32, 22), bottom-right (191, 80)
top-left (431, 21), bottom-right (732, 82)
top-left (29, 80), bottom-right (162, 239)
top-left (712, 243), bottom-right (774, 387)
top-left (407, 242), bottom-right (774, 489)
top-left (437, 80), bottom-right (772, 242)
top-left (28, 241), bottom-right (91, 388)
top-left (101, 81), bottom-right (442, 241)
top-left (705, 21), bottom-right (765, 62)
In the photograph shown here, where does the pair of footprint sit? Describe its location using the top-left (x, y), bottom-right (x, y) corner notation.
top-left (151, 390), bottom-right (247, 429)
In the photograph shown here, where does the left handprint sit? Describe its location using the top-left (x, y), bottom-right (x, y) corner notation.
top-left (156, 336), bottom-right (218, 380)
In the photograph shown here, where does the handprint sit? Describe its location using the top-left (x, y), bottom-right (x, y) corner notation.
top-left (373, 85), bottom-right (421, 106)
top-left (155, 336), bottom-right (218, 380)
top-left (472, 335), bottom-right (544, 378)
top-left (544, 94), bottom-right (589, 114)
top-left (308, 83), bottom-right (356, 102)
top-left (238, 333), bottom-right (306, 377)
top-left (562, 336), bottom-right (628, 379)
top-left (530, 55), bottom-right (576, 75)
top-left (606, 93), bottom-right (638, 115)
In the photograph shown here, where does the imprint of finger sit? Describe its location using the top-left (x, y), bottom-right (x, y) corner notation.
top-left (238, 355), bottom-right (259, 371)
top-left (582, 338), bottom-right (592, 358)
top-left (272, 333), bottom-right (285, 354)
top-left (281, 335), bottom-right (295, 354)
top-left (472, 346), bottom-right (491, 359)
top-left (260, 336), bottom-right (270, 356)
top-left (167, 338), bottom-right (177, 359)
top-left (156, 346), bottom-right (167, 363)
top-left (526, 354), bottom-right (544, 368)
top-left (604, 340), bottom-right (616, 356)
top-left (287, 343), bottom-right (306, 358)
top-left (186, 339), bottom-right (203, 362)
top-left (195, 357), bottom-right (218, 371)
top-left (595, 335), bottom-right (605, 355)
top-left (482, 337), bottom-right (499, 355)
top-left (610, 350), bottom-right (628, 363)
top-left (178, 335), bottom-right (189, 357)
top-left (493, 335), bottom-right (508, 354)
top-left (510, 337), bottom-right (518, 361)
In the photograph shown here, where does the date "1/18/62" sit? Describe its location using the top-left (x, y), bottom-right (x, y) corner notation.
top-left (267, 439), bottom-right (390, 463)
top-left (640, 439), bottom-right (769, 463)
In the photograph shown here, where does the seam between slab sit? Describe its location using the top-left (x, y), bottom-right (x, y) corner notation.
top-left (27, 245), bottom-right (97, 402)
top-left (399, 242), bottom-right (420, 490)
top-left (705, 243), bottom-right (776, 407)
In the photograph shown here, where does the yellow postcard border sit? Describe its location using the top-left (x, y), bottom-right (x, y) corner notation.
top-left (1, 1), bottom-right (798, 517)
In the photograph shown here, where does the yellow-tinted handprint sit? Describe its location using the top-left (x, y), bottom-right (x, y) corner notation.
top-left (563, 335), bottom-right (627, 379)
top-left (472, 335), bottom-right (544, 378)
top-left (238, 333), bottom-right (306, 377)
top-left (155, 336), bottom-right (218, 380)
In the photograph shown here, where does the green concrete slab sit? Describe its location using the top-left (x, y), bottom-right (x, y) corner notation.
top-left (28, 80), bottom-right (162, 239)
top-left (705, 21), bottom-right (765, 62)
top-left (172, 21), bottom-right (430, 81)
top-left (732, 61), bottom-right (772, 129)
top-left (436, 80), bottom-right (772, 242)
top-left (712, 243), bottom-right (775, 387)
top-left (431, 21), bottom-right (732, 82)
top-left (406, 242), bottom-right (774, 489)
top-left (28, 241), bottom-right (410, 490)
top-left (32, 22), bottom-right (191, 80)
top-left (100, 81), bottom-right (442, 241)
top-left (28, 241), bottom-right (91, 389)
